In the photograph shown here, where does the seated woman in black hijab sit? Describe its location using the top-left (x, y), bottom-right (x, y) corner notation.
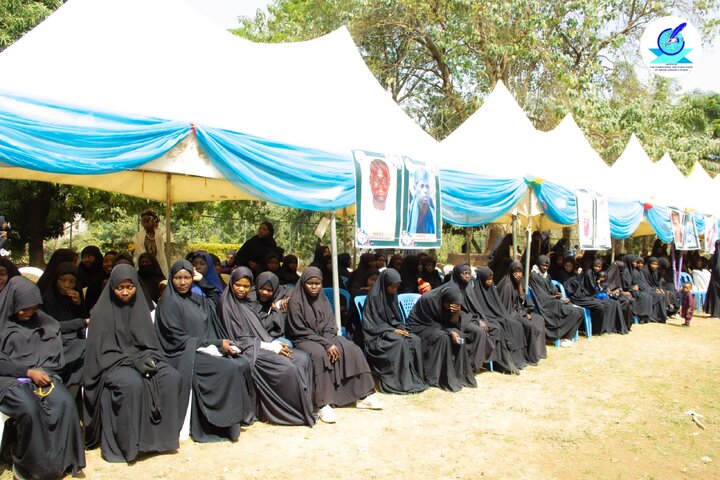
top-left (646, 257), bottom-right (679, 316)
top-left (154, 260), bottom-right (256, 442)
top-left (496, 262), bottom-right (549, 360)
top-left (77, 245), bottom-right (104, 291)
top-left (286, 267), bottom-right (381, 424)
top-left (419, 257), bottom-right (443, 289)
top-left (528, 256), bottom-right (584, 344)
top-left (84, 264), bottom-right (181, 463)
top-left (219, 267), bottom-right (315, 426)
top-left (0, 276), bottom-right (85, 479)
top-left (248, 271), bottom-right (293, 344)
top-left (235, 221), bottom-right (282, 274)
top-left (624, 255), bottom-right (666, 323)
top-left (39, 262), bottom-right (87, 389)
top-left (475, 266), bottom-right (545, 367)
top-left (0, 257), bottom-right (21, 293)
top-left (84, 250), bottom-right (119, 311)
top-left (444, 264), bottom-right (501, 373)
top-left (36, 248), bottom-right (78, 296)
top-left (398, 255), bottom-right (421, 294)
top-left (565, 259), bottom-right (628, 335)
top-left (277, 254), bottom-right (300, 285)
top-left (406, 281), bottom-right (477, 392)
top-left (362, 269), bottom-right (428, 395)
top-left (349, 252), bottom-right (375, 293)
top-left (137, 252), bottom-right (167, 306)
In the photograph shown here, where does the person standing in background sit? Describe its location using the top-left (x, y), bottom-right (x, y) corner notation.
top-left (132, 209), bottom-right (168, 278)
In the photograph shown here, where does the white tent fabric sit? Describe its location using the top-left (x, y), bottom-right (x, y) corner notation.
top-left (537, 114), bottom-right (612, 190)
top-left (685, 162), bottom-right (716, 216)
top-left (0, 0), bottom-right (439, 164)
top-left (606, 134), bottom-right (657, 202)
top-left (650, 153), bottom-right (687, 211)
top-left (440, 81), bottom-right (546, 223)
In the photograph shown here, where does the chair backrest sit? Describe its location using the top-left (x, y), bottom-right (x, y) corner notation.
top-left (322, 287), bottom-right (351, 314)
top-left (526, 286), bottom-right (540, 313)
top-left (354, 295), bottom-right (367, 322)
top-left (550, 279), bottom-right (568, 298)
top-left (397, 293), bottom-right (421, 322)
top-left (679, 271), bottom-right (693, 287)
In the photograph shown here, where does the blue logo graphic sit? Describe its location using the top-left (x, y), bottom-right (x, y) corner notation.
top-left (650, 22), bottom-right (692, 64)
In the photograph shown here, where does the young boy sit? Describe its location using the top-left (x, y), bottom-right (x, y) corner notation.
top-left (681, 281), bottom-right (695, 326)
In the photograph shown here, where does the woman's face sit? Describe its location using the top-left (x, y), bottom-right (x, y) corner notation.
top-left (555, 256), bottom-right (564, 266)
top-left (392, 258), bottom-right (403, 271)
top-left (57, 273), bottom-right (77, 295)
top-left (0, 266), bottom-right (8, 293)
top-left (192, 257), bottom-right (208, 275)
top-left (16, 305), bottom-right (38, 321)
top-left (423, 262), bottom-right (435, 274)
top-left (258, 284), bottom-right (274, 302)
top-left (512, 269), bottom-right (523, 283)
top-left (303, 277), bottom-right (323, 298)
top-left (231, 277), bottom-right (252, 300)
top-left (286, 260), bottom-right (298, 273)
top-left (649, 261), bottom-right (658, 271)
top-left (113, 279), bottom-right (137, 303)
top-left (376, 256), bottom-right (386, 268)
top-left (81, 253), bottom-right (96, 268)
top-left (103, 254), bottom-right (117, 274)
top-left (593, 263), bottom-right (602, 273)
top-left (172, 269), bottom-right (193, 295)
top-left (258, 223), bottom-right (270, 238)
top-left (563, 261), bottom-right (574, 273)
top-left (139, 255), bottom-right (153, 269)
top-left (267, 257), bottom-right (280, 272)
top-left (484, 275), bottom-right (494, 288)
top-left (386, 283), bottom-right (400, 295)
top-left (460, 269), bottom-right (472, 284)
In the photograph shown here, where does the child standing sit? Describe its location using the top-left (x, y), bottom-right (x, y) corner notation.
top-left (681, 281), bottom-right (695, 326)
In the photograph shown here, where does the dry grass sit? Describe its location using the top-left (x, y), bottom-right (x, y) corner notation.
top-left (2, 314), bottom-right (719, 480)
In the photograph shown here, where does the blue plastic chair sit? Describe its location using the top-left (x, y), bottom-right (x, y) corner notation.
top-left (323, 287), bottom-right (351, 314)
top-left (550, 280), bottom-right (589, 341)
top-left (680, 271), bottom-right (705, 312)
top-left (397, 293), bottom-right (421, 323)
top-left (354, 295), bottom-right (367, 323)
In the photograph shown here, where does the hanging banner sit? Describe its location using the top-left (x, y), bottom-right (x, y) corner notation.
top-left (705, 215), bottom-right (717, 254)
top-left (670, 208), bottom-right (700, 250)
top-left (401, 157), bottom-right (442, 248)
top-left (353, 150), bottom-right (403, 247)
top-left (575, 189), bottom-right (611, 250)
top-left (353, 151), bottom-right (441, 249)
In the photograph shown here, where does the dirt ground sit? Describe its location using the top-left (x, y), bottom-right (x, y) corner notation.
top-left (2, 313), bottom-right (719, 480)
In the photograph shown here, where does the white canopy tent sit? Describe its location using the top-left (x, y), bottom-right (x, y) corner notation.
top-left (685, 162), bottom-right (716, 216)
top-left (650, 153), bottom-right (687, 211)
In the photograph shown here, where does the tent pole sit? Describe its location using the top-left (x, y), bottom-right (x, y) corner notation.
top-left (524, 190), bottom-right (533, 291)
top-left (165, 173), bottom-right (172, 267)
top-left (465, 227), bottom-right (471, 263)
top-left (330, 212), bottom-right (342, 331)
top-left (512, 215), bottom-right (518, 262)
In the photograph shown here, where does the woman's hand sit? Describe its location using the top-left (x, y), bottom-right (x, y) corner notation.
top-left (192, 268), bottom-right (203, 282)
top-left (449, 331), bottom-right (463, 345)
top-left (27, 369), bottom-right (51, 387)
top-left (326, 345), bottom-right (340, 363)
top-left (66, 289), bottom-right (81, 306)
top-left (392, 328), bottom-right (410, 337)
top-left (278, 343), bottom-right (294, 358)
top-left (478, 319), bottom-right (490, 334)
top-left (221, 339), bottom-right (240, 356)
top-left (274, 298), bottom-right (289, 311)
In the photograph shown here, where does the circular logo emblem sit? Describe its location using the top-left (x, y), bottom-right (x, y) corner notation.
top-left (640, 16), bottom-right (702, 78)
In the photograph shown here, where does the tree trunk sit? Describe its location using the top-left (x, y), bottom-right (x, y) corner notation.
top-left (484, 224), bottom-right (508, 254)
top-left (27, 204), bottom-right (46, 267)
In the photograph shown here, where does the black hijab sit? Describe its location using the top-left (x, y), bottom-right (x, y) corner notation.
top-left (247, 271), bottom-right (289, 338)
top-left (285, 267), bottom-right (336, 348)
top-left (277, 255), bottom-right (300, 285)
top-left (219, 267), bottom-right (272, 364)
top-left (337, 253), bottom-right (352, 279)
top-left (137, 252), bottom-right (166, 304)
top-left (474, 266), bottom-right (513, 320)
top-left (77, 245), bottom-right (104, 289)
top-left (362, 269), bottom-right (404, 337)
top-left (605, 260), bottom-right (625, 292)
top-left (406, 281), bottom-right (462, 329)
top-left (0, 276), bottom-right (63, 400)
top-left (496, 261), bottom-right (527, 316)
top-left (447, 263), bottom-right (484, 318)
top-left (644, 257), bottom-right (662, 288)
top-left (0, 258), bottom-right (21, 287)
top-left (399, 255), bottom-right (420, 293)
top-left (40, 261), bottom-right (87, 322)
top-left (154, 260), bottom-right (228, 360)
top-left (36, 248), bottom-right (77, 297)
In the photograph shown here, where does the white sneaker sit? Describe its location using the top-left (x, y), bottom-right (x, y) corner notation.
top-left (356, 393), bottom-right (384, 410)
top-left (318, 405), bottom-right (336, 423)
top-left (559, 339), bottom-right (574, 348)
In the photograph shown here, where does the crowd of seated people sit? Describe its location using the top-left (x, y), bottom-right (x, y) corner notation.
top-left (1, 222), bottom-right (716, 479)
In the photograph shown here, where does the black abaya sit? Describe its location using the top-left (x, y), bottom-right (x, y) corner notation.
top-left (705, 240), bottom-right (720, 317)
top-left (527, 256), bottom-right (583, 341)
top-left (362, 269), bottom-right (428, 394)
top-left (155, 261), bottom-right (255, 443)
top-left (219, 268), bottom-right (315, 426)
top-left (286, 267), bottom-right (375, 407)
top-left (405, 282), bottom-right (477, 392)
top-left (0, 277), bottom-right (85, 479)
top-left (568, 262), bottom-right (628, 335)
top-left (84, 264), bottom-right (181, 462)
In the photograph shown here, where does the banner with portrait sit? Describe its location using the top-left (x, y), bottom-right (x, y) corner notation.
top-left (400, 157), bottom-right (442, 248)
top-left (575, 189), bottom-right (611, 250)
top-left (353, 151), bottom-right (441, 249)
top-left (705, 215), bottom-right (718, 254)
top-left (670, 208), bottom-right (700, 250)
top-left (353, 150), bottom-right (403, 247)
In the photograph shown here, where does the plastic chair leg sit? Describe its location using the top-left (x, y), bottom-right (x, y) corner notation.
top-left (583, 309), bottom-right (592, 339)
top-left (554, 339), bottom-right (560, 348)
top-left (633, 315), bottom-right (639, 325)
top-left (573, 328), bottom-right (579, 342)
top-left (486, 361), bottom-right (493, 372)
